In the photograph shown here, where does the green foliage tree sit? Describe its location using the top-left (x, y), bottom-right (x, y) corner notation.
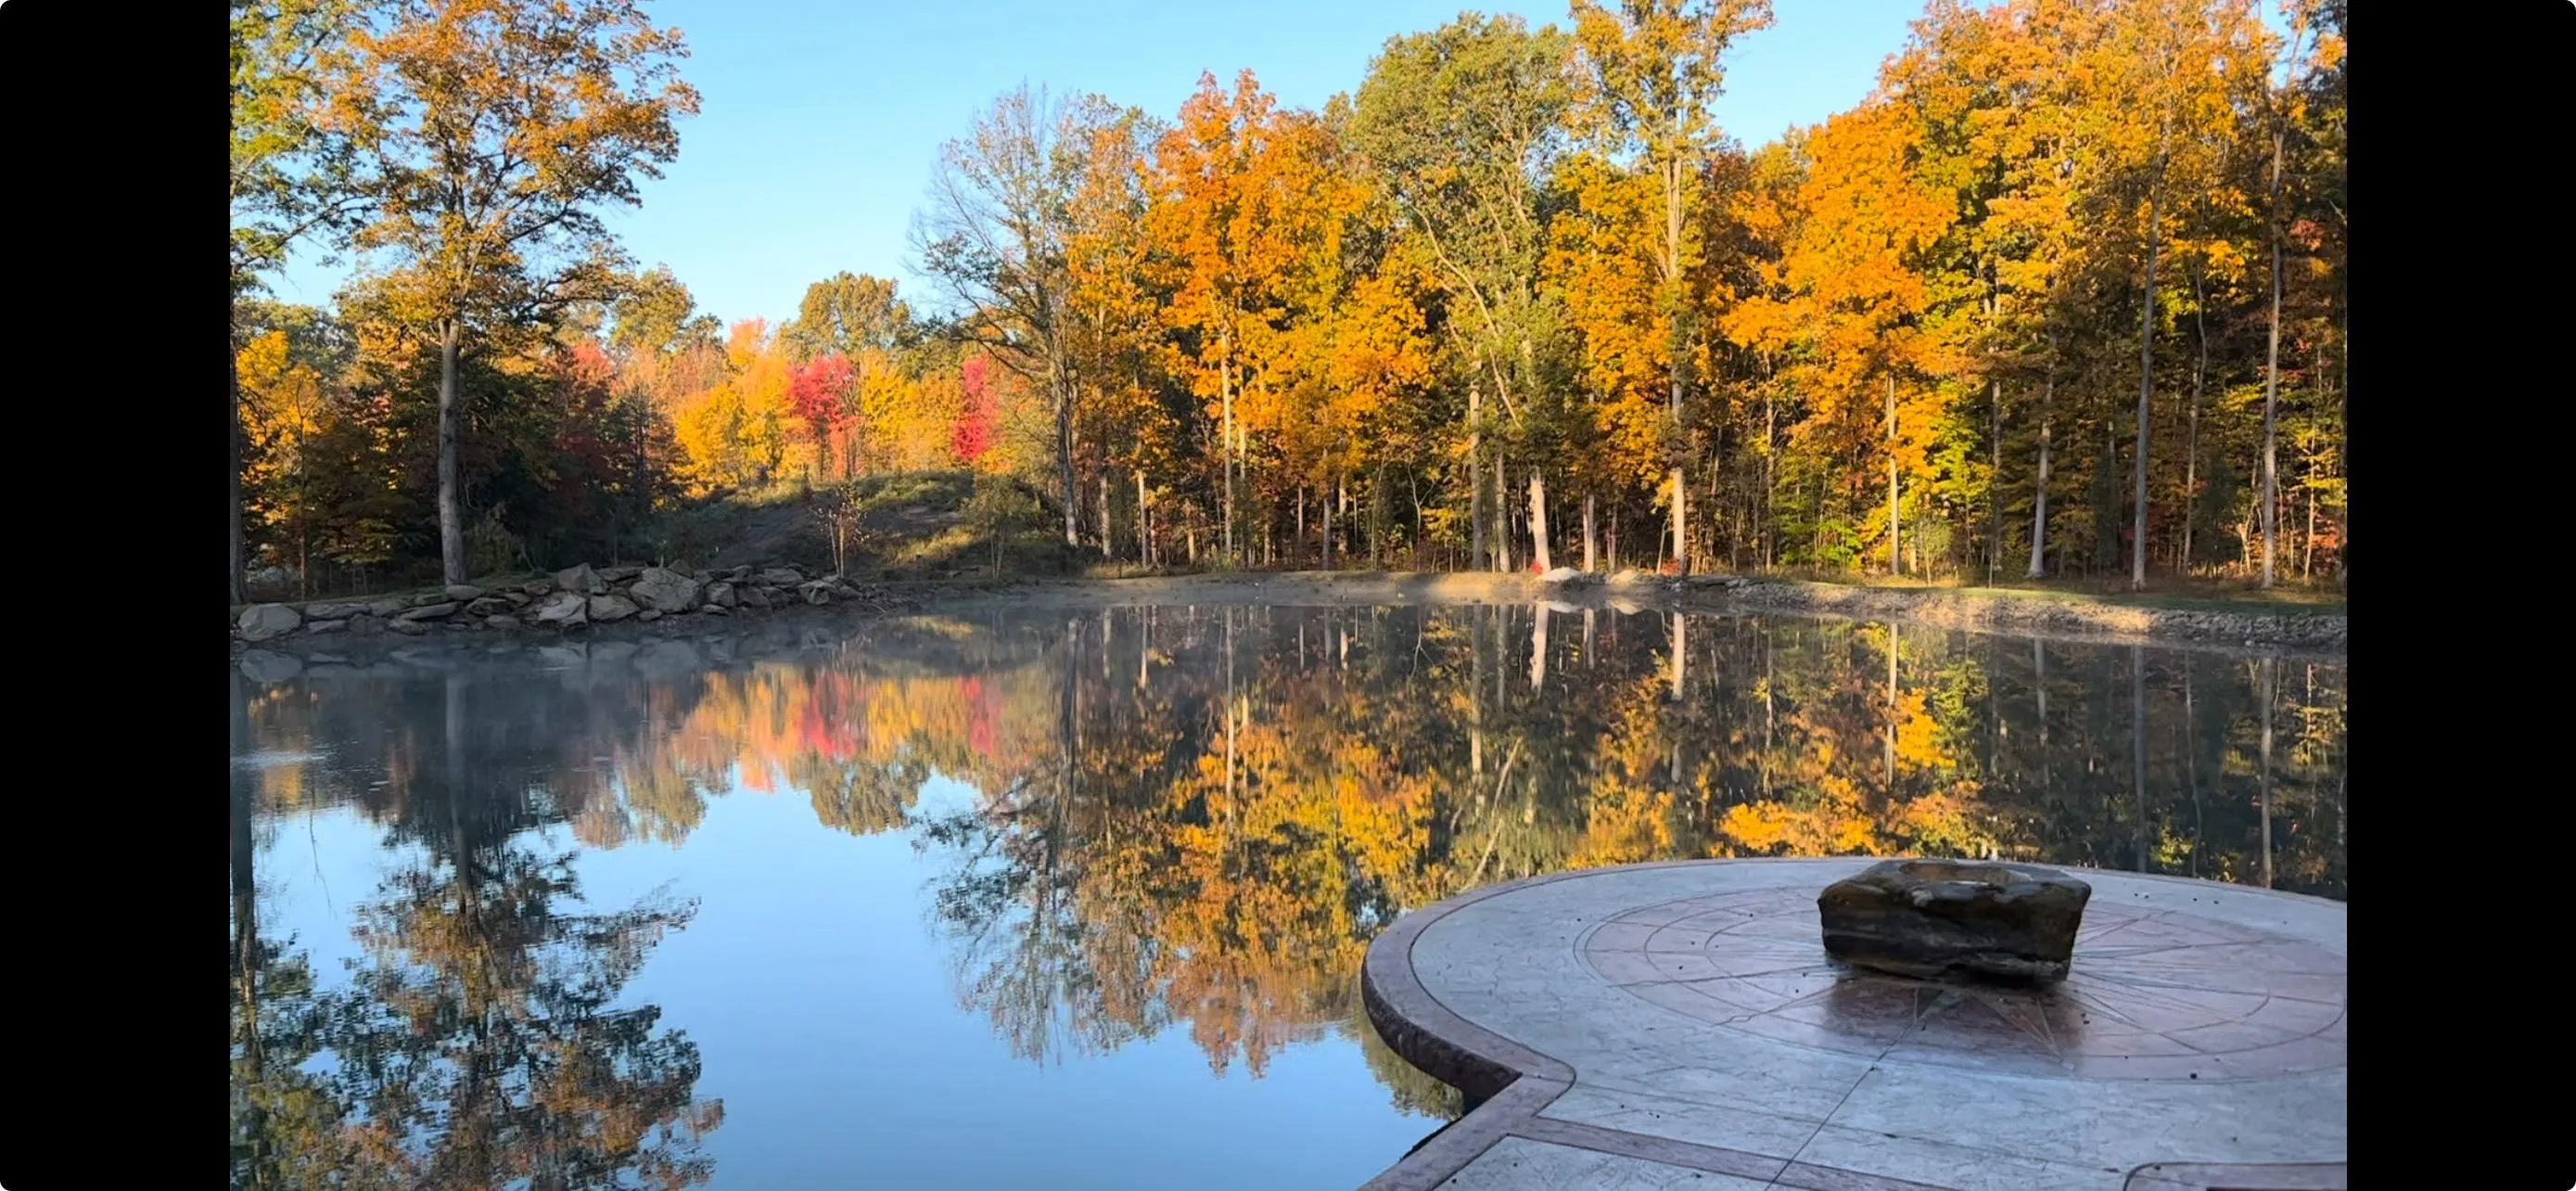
top-left (1353, 14), bottom-right (1576, 570)
top-left (783, 271), bottom-right (912, 362)
top-left (611, 264), bottom-right (724, 362)
top-left (342, 0), bottom-right (699, 583)
top-left (1567, 0), bottom-right (1776, 573)
top-left (963, 474), bottom-right (1041, 576)
top-left (232, 0), bottom-right (371, 602)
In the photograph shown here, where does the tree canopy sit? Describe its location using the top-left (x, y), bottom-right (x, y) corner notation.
top-left (231, 0), bottom-right (2345, 593)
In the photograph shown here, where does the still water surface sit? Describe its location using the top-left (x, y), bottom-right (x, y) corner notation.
top-left (228, 602), bottom-right (2347, 1189)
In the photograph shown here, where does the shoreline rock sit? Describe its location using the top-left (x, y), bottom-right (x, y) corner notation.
top-left (233, 561), bottom-right (922, 654)
top-left (238, 603), bottom-right (301, 642)
top-left (230, 567), bottom-right (2341, 656)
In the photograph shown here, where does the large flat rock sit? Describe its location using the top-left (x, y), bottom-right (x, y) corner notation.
top-left (1817, 859), bottom-right (2092, 982)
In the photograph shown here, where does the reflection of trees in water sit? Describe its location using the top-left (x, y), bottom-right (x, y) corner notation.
top-left (912, 604), bottom-right (2345, 1117)
top-left (234, 672), bottom-right (357, 1187)
top-left (318, 846), bottom-right (719, 1189)
top-left (237, 607), bottom-right (2346, 1130)
top-left (230, 671), bottom-right (721, 1190)
top-left (1352, 990), bottom-right (1465, 1120)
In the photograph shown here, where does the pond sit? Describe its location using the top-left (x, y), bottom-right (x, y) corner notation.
top-left (227, 601), bottom-right (2347, 1189)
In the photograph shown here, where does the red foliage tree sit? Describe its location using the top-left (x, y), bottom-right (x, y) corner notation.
top-left (788, 353), bottom-right (859, 473)
top-left (950, 354), bottom-right (997, 467)
top-left (550, 341), bottom-right (622, 524)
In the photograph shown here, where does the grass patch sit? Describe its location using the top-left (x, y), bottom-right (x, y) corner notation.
top-left (654, 469), bottom-right (1102, 580)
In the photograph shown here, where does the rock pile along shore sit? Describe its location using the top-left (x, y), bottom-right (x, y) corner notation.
top-left (234, 562), bottom-right (917, 645)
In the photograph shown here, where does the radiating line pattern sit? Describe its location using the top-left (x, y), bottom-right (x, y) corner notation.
top-left (1579, 887), bottom-right (2346, 1081)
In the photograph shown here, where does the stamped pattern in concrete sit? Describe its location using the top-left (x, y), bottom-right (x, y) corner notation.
top-left (1436, 1136), bottom-right (1773, 1189)
top-left (1358, 858), bottom-right (2345, 1191)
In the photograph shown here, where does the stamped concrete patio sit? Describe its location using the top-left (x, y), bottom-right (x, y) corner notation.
top-left (1358, 858), bottom-right (2346, 1190)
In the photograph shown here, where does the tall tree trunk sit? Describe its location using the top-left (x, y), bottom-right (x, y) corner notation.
top-left (1322, 484), bottom-right (1335, 570)
top-left (1911, 506), bottom-right (1922, 578)
top-left (1411, 475), bottom-right (1427, 567)
top-left (1374, 467), bottom-right (1391, 567)
top-left (2261, 129), bottom-right (2284, 589)
top-left (438, 318), bottom-right (467, 584)
top-left (230, 333), bottom-right (247, 605)
top-left (1731, 468), bottom-right (1745, 571)
top-left (1468, 384), bottom-right (1486, 572)
top-left (2186, 267), bottom-right (2210, 573)
top-left (1983, 278), bottom-right (2001, 583)
top-left (1221, 350), bottom-right (1236, 562)
top-left (2303, 479), bottom-right (2315, 580)
top-left (1529, 469), bottom-right (1551, 571)
top-left (1340, 480), bottom-right (1351, 565)
top-left (2028, 337), bottom-right (2055, 579)
top-left (1764, 377), bottom-right (1777, 570)
top-left (2132, 158), bottom-right (2165, 591)
top-left (1583, 493), bottom-right (1598, 572)
top-left (1496, 454), bottom-right (1512, 573)
top-left (1331, 482), bottom-right (1342, 567)
top-left (1137, 471), bottom-right (1150, 566)
top-left (1664, 136), bottom-right (1690, 578)
top-left (2182, 390), bottom-right (2199, 574)
top-left (1670, 472), bottom-right (1687, 575)
top-left (1886, 376), bottom-right (1901, 577)
top-left (1099, 471), bottom-right (1112, 557)
top-left (1670, 465), bottom-right (1688, 574)
top-left (1709, 452), bottom-right (1728, 570)
top-left (1057, 365), bottom-right (1078, 548)
top-left (1989, 378), bottom-right (2002, 583)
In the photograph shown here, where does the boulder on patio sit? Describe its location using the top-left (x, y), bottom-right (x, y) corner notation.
top-left (1817, 859), bottom-right (2091, 982)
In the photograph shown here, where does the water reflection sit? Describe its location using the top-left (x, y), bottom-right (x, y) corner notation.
top-left (229, 605), bottom-right (2345, 1185)
top-left (230, 670), bottom-right (722, 1190)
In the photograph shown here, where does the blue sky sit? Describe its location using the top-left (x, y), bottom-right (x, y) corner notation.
top-left (274, 0), bottom-right (1930, 327)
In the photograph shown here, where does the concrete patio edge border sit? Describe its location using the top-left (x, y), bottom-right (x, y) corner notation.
top-left (1356, 862), bottom-right (1610, 1191)
top-left (1352, 858), bottom-right (2350, 1191)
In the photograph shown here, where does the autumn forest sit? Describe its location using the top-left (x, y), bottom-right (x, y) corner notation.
top-left (231, 0), bottom-right (2347, 599)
